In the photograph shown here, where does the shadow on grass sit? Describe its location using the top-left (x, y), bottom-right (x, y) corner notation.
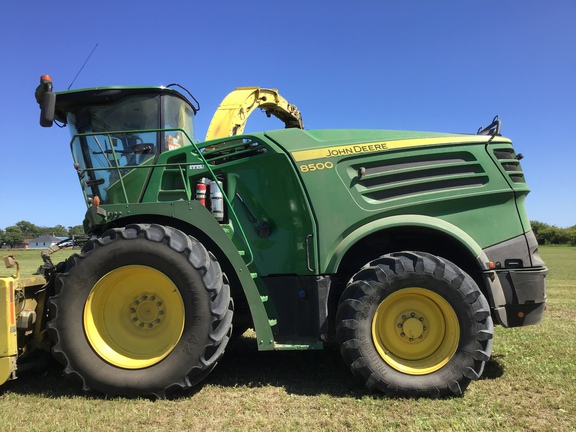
top-left (201, 334), bottom-right (507, 397)
top-left (206, 333), bottom-right (366, 398)
top-left (481, 354), bottom-right (505, 380)
top-left (0, 355), bottom-right (87, 399)
top-left (1, 334), bottom-right (507, 400)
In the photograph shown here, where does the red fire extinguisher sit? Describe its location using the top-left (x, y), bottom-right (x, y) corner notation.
top-left (196, 180), bottom-right (207, 206)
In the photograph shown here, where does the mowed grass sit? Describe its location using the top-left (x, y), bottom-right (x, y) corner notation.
top-left (0, 246), bottom-right (574, 431)
top-left (0, 249), bottom-right (77, 278)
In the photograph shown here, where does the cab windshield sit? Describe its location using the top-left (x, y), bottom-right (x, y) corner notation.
top-left (66, 91), bottom-right (196, 204)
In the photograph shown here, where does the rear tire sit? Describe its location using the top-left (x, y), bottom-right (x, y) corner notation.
top-left (48, 223), bottom-right (233, 398)
top-left (336, 251), bottom-right (493, 397)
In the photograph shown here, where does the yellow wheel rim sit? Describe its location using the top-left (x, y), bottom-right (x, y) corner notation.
top-left (83, 265), bottom-right (185, 369)
top-left (372, 287), bottom-right (459, 375)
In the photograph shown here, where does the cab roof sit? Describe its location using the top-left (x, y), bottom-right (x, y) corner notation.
top-left (53, 86), bottom-right (195, 124)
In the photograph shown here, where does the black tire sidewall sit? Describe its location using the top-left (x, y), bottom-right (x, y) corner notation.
top-left (340, 255), bottom-right (484, 394)
top-left (53, 231), bottom-right (215, 395)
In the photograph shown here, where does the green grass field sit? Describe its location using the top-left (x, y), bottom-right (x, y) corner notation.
top-left (0, 249), bottom-right (76, 278)
top-left (0, 246), bottom-right (574, 431)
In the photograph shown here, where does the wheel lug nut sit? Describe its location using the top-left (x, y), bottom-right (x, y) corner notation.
top-left (159, 310), bottom-right (164, 315)
top-left (133, 300), bottom-right (139, 305)
top-left (419, 335), bottom-right (423, 339)
top-left (409, 338), bottom-right (414, 342)
top-left (149, 296), bottom-right (155, 301)
top-left (130, 308), bottom-right (136, 313)
top-left (148, 323), bottom-right (153, 328)
top-left (141, 295), bottom-right (147, 301)
top-left (397, 323), bottom-right (402, 328)
top-left (423, 326), bottom-right (427, 331)
top-left (156, 301), bottom-right (163, 307)
top-left (411, 312), bottom-right (415, 317)
top-left (419, 317), bottom-right (424, 321)
top-left (400, 333), bottom-right (405, 337)
top-left (139, 323), bottom-right (144, 327)
top-left (401, 315), bottom-right (406, 320)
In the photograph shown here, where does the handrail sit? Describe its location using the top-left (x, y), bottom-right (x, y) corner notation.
top-left (69, 128), bottom-right (255, 267)
top-left (187, 134), bottom-right (255, 267)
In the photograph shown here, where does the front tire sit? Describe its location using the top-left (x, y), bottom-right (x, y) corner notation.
top-left (48, 224), bottom-right (233, 398)
top-left (336, 251), bottom-right (493, 397)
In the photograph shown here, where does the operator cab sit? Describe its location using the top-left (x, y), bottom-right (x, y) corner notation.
top-left (40, 83), bottom-right (198, 205)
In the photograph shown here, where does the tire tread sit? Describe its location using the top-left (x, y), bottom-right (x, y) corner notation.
top-left (336, 251), bottom-right (494, 398)
top-left (48, 223), bottom-right (233, 398)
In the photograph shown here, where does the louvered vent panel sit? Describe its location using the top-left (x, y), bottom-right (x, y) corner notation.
top-left (351, 152), bottom-right (488, 202)
top-left (491, 148), bottom-right (525, 183)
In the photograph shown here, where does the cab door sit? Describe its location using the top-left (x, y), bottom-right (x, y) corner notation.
top-left (202, 135), bottom-right (318, 277)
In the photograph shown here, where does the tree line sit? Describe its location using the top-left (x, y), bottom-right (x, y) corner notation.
top-left (531, 221), bottom-right (576, 246)
top-left (0, 220), bottom-right (84, 248)
top-left (1, 219), bottom-right (574, 249)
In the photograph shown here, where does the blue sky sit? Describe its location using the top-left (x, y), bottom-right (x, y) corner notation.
top-left (1, 1), bottom-right (574, 230)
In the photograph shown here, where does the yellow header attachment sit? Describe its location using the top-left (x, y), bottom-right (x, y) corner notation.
top-left (1, 256), bottom-right (47, 386)
top-left (205, 87), bottom-right (304, 141)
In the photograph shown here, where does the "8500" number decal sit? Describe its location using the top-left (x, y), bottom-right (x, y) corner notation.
top-left (299, 161), bottom-right (334, 173)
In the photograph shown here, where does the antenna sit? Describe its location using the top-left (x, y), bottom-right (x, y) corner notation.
top-left (67, 43), bottom-right (99, 90)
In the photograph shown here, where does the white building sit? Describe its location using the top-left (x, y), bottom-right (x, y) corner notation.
top-left (28, 235), bottom-right (62, 249)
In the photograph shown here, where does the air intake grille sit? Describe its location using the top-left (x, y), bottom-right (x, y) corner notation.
top-left (491, 148), bottom-right (525, 183)
top-left (351, 152), bottom-right (488, 202)
top-left (203, 139), bottom-right (266, 165)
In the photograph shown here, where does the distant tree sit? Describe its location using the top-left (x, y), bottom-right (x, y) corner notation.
top-left (531, 220), bottom-right (574, 245)
top-left (68, 225), bottom-right (85, 237)
top-left (2, 226), bottom-right (25, 248)
top-left (51, 225), bottom-right (68, 237)
top-left (531, 221), bottom-right (550, 244)
top-left (37, 226), bottom-right (54, 236)
top-left (15, 220), bottom-right (40, 239)
top-left (567, 226), bottom-right (576, 246)
top-left (32, 225), bottom-right (69, 237)
top-left (530, 220), bottom-right (548, 232)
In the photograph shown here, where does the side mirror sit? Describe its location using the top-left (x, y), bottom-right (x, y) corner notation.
top-left (40, 91), bottom-right (56, 127)
top-left (35, 75), bottom-right (56, 127)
